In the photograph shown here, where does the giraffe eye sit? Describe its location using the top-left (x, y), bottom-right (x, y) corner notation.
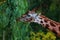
top-left (27, 15), bottom-right (30, 17)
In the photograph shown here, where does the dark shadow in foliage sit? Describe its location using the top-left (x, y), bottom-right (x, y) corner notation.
top-left (28, 0), bottom-right (40, 11)
top-left (30, 22), bottom-right (48, 34)
top-left (41, 0), bottom-right (52, 14)
top-left (41, 0), bottom-right (60, 23)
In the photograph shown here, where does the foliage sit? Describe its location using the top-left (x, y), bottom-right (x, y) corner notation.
top-left (30, 31), bottom-right (56, 40)
top-left (0, 0), bottom-right (60, 40)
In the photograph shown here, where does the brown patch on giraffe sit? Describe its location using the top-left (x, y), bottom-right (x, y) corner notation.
top-left (57, 34), bottom-right (60, 37)
top-left (52, 21), bottom-right (59, 25)
top-left (44, 19), bottom-right (48, 23)
top-left (50, 22), bottom-right (56, 27)
top-left (59, 27), bottom-right (60, 31)
top-left (42, 24), bottom-right (44, 26)
top-left (52, 29), bottom-right (57, 34)
top-left (40, 21), bottom-right (43, 23)
top-left (39, 18), bottom-right (42, 19)
top-left (45, 24), bottom-right (49, 29)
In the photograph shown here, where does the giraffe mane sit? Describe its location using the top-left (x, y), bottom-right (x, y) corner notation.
top-left (40, 15), bottom-right (60, 25)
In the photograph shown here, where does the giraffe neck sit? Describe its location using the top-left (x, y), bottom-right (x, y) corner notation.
top-left (33, 15), bottom-right (60, 37)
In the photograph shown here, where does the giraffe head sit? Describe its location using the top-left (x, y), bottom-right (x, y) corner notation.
top-left (17, 11), bottom-right (42, 23)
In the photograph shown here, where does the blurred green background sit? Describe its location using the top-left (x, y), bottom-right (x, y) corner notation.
top-left (0, 0), bottom-right (60, 40)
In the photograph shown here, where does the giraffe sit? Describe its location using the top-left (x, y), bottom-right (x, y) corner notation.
top-left (17, 10), bottom-right (60, 37)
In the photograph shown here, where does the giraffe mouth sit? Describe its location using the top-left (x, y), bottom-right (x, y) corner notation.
top-left (18, 17), bottom-right (33, 22)
top-left (26, 18), bottom-right (32, 22)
